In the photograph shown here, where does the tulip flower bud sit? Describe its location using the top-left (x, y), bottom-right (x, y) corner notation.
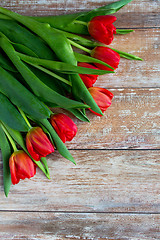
top-left (9, 150), bottom-right (36, 185)
top-left (88, 15), bottom-right (117, 45)
top-left (26, 127), bottom-right (54, 161)
top-left (50, 113), bottom-right (77, 143)
top-left (91, 46), bottom-right (120, 71)
top-left (78, 62), bottom-right (99, 88)
top-left (88, 87), bottom-right (114, 116)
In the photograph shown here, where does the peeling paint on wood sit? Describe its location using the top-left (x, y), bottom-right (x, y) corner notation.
top-left (62, 88), bottom-right (160, 149)
top-left (0, 0), bottom-right (160, 27)
top-left (0, 150), bottom-right (159, 212)
top-left (0, 212), bottom-right (159, 240)
top-left (96, 29), bottom-right (160, 88)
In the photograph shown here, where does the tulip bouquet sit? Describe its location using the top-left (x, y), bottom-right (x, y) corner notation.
top-left (0, 0), bottom-right (142, 196)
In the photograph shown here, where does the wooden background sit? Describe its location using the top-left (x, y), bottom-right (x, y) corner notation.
top-left (0, 0), bottom-right (160, 239)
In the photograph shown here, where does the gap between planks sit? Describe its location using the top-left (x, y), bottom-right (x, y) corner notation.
top-left (0, 212), bottom-right (159, 240)
top-left (0, 210), bottom-right (160, 214)
top-left (1, 150), bottom-right (159, 212)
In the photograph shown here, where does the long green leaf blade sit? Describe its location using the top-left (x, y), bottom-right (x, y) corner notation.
top-left (0, 19), bottom-right (55, 60)
top-left (34, 0), bottom-right (133, 34)
top-left (26, 62), bottom-right (72, 86)
top-left (17, 52), bottom-right (113, 74)
top-left (108, 46), bottom-right (143, 61)
top-left (0, 125), bottom-right (11, 197)
top-left (116, 29), bottom-right (134, 34)
top-left (0, 65), bottom-right (50, 120)
top-left (0, 50), bottom-right (16, 72)
top-left (0, 36), bottom-right (89, 109)
top-left (68, 108), bottom-right (90, 122)
top-left (74, 52), bottom-right (115, 69)
top-left (77, 0), bottom-right (133, 22)
top-left (0, 92), bottom-right (29, 132)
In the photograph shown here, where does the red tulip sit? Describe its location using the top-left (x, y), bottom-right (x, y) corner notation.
top-left (50, 113), bottom-right (77, 143)
top-left (78, 62), bottom-right (99, 88)
top-left (9, 150), bottom-right (36, 185)
top-left (88, 15), bottom-right (117, 45)
top-left (88, 87), bottom-right (114, 116)
top-left (91, 46), bottom-right (120, 71)
top-left (26, 127), bottom-right (54, 161)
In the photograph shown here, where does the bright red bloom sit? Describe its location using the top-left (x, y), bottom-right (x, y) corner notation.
top-left (88, 87), bottom-right (114, 116)
top-left (88, 15), bottom-right (117, 45)
top-left (9, 150), bottom-right (36, 185)
top-left (26, 127), bottom-right (54, 161)
top-left (50, 113), bottom-right (77, 143)
top-left (91, 46), bottom-right (120, 71)
top-left (78, 62), bottom-right (99, 88)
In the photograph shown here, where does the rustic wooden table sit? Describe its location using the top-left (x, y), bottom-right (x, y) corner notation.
top-left (0, 0), bottom-right (159, 239)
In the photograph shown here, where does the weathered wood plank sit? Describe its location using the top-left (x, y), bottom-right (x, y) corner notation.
top-left (95, 29), bottom-right (160, 88)
top-left (0, 212), bottom-right (159, 240)
top-left (63, 88), bottom-right (160, 149)
top-left (0, 150), bottom-right (159, 212)
top-left (1, 0), bottom-right (159, 28)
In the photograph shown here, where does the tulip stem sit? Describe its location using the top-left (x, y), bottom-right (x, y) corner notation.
top-left (107, 46), bottom-right (143, 61)
top-left (18, 107), bottom-right (32, 129)
top-left (41, 157), bottom-right (50, 179)
top-left (68, 39), bottom-right (91, 54)
top-left (73, 20), bottom-right (88, 26)
top-left (0, 122), bottom-right (17, 152)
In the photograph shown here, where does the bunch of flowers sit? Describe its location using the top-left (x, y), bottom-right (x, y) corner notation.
top-left (0, 0), bottom-right (142, 196)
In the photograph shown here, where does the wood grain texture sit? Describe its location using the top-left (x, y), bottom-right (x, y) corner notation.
top-left (95, 29), bottom-right (160, 88)
top-left (0, 0), bottom-right (159, 28)
top-left (0, 212), bottom-right (159, 240)
top-left (0, 150), bottom-right (159, 212)
top-left (63, 88), bottom-right (160, 149)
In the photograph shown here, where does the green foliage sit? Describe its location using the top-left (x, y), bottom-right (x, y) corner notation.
top-left (0, 125), bottom-right (11, 197)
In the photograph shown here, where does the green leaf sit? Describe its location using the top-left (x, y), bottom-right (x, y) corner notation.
top-left (33, 13), bottom-right (81, 31)
top-left (3, 124), bottom-right (26, 150)
top-left (70, 73), bottom-right (103, 116)
top-left (0, 125), bottom-right (11, 197)
top-left (57, 29), bottom-right (98, 48)
top-left (12, 42), bottom-right (38, 57)
top-left (41, 157), bottom-right (50, 179)
top-left (40, 119), bottom-right (76, 165)
top-left (0, 65), bottom-right (50, 120)
top-left (116, 29), bottom-right (134, 34)
top-left (0, 7), bottom-right (103, 115)
top-left (0, 31), bottom-right (38, 58)
top-left (0, 9), bottom-right (77, 65)
top-left (18, 52), bottom-right (113, 74)
top-left (0, 13), bottom-right (12, 20)
top-left (0, 49), bottom-right (17, 72)
top-left (34, 0), bottom-right (133, 34)
top-left (0, 19), bottom-right (55, 60)
top-left (0, 92), bottom-right (29, 132)
top-left (108, 46), bottom-right (143, 61)
top-left (74, 52), bottom-right (115, 70)
top-left (68, 108), bottom-right (90, 122)
top-left (0, 35), bottom-right (89, 110)
top-left (28, 64), bottom-right (70, 95)
top-left (27, 61), bottom-right (72, 86)
top-left (77, 0), bottom-right (134, 22)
